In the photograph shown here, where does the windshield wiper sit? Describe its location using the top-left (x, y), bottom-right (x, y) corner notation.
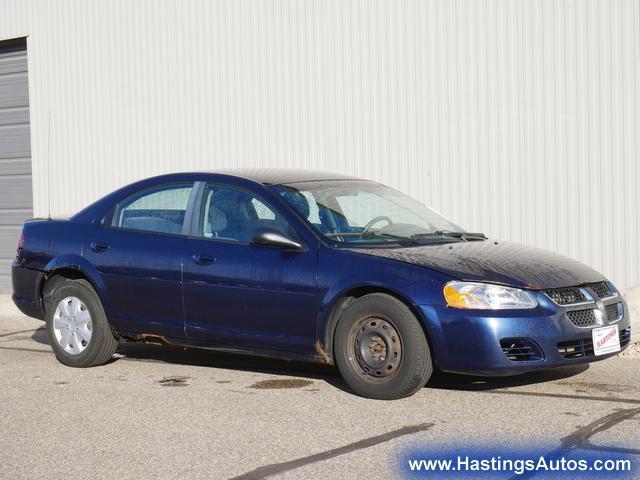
top-left (324, 232), bottom-right (361, 237)
top-left (362, 231), bottom-right (419, 244)
top-left (415, 230), bottom-right (487, 241)
top-left (325, 231), bottom-right (418, 244)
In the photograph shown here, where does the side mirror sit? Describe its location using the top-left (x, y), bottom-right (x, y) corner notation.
top-left (251, 227), bottom-right (305, 251)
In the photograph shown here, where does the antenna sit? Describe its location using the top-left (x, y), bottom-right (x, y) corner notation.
top-left (46, 110), bottom-right (52, 220)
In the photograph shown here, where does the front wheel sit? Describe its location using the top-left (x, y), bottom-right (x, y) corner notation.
top-left (45, 278), bottom-right (118, 367)
top-left (334, 293), bottom-right (433, 400)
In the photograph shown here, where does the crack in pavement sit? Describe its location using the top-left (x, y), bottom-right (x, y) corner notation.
top-left (230, 423), bottom-right (435, 480)
top-left (559, 407), bottom-right (640, 449)
top-left (0, 327), bottom-right (43, 338)
top-left (508, 406), bottom-right (640, 480)
top-left (489, 389), bottom-right (640, 405)
top-left (578, 442), bottom-right (640, 456)
top-left (0, 346), bottom-right (50, 354)
top-left (230, 405), bottom-right (640, 480)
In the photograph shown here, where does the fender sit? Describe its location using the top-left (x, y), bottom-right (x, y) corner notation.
top-left (42, 254), bottom-right (114, 318)
top-left (315, 247), bottom-right (455, 365)
top-left (316, 281), bottom-right (430, 365)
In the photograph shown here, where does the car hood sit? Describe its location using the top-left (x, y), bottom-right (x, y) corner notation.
top-left (349, 240), bottom-right (606, 290)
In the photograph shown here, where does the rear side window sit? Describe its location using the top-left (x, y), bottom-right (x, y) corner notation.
top-left (113, 183), bottom-right (193, 235)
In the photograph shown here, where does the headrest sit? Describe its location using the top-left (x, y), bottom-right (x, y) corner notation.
top-left (208, 206), bottom-right (227, 231)
top-left (211, 189), bottom-right (254, 221)
top-left (281, 191), bottom-right (310, 219)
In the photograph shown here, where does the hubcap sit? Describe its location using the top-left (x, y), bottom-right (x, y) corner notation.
top-left (52, 296), bottom-right (92, 354)
top-left (354, 318), bottom-right (402, 378)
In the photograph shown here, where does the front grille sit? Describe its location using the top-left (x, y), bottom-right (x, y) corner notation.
top-left (566, 309), bottom-right (597, 327)
top-left (606, 303), bottom-right (621, 322)
top-left (590, 281), bottom-right (613, 298)
top-left (500, 338), bottom-right (544, 362)
top-left (557, 327), bottom-right (630, 359)
top-left (544, 282), bottom-right (616, 306)
top-left (557, 337), bottom-right (594, 359)
top-left (545, 287), bottom-right (586, 305)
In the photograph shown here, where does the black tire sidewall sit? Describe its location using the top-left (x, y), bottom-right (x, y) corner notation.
top-left (334, 294), bottom-right (432, 400)
top-left (45, 279), bottom-right (113, 367)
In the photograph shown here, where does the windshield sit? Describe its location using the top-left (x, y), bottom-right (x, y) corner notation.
top-left (272, 180), bottom-right (469, 246)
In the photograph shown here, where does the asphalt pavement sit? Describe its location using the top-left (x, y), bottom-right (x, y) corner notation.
top-left (1, 293), bottom-right (639, 479)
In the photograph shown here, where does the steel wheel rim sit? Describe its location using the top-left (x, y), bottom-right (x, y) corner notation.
top-left (52, 296), bottom-right (92, 354)
top-left (351, 316), bottom-right (402, 380)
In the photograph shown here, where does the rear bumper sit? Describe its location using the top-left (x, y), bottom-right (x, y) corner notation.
top-left (418, 297), bottom-right (631, 376)
top-left (11, 262), bottom-right (45, 320)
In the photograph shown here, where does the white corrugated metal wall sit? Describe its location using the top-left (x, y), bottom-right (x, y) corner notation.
top-left (0, 39), bottom-right (32, 292)
top-left (0, 0), bottom-right (638, 289)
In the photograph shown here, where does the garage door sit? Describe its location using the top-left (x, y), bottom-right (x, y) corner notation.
top-left (0, 38), bottom-right (32, 292)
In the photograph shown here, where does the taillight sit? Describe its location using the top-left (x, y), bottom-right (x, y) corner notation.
top-left (16, 230), bottom-right (25, 261)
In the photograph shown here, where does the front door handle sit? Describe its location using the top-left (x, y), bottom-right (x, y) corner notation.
top-left (90, 241), bottom-right (109, 252)
top-left (192, 253), bottom-right (215, 266)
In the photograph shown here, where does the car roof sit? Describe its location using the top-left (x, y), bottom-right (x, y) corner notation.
top-left (202, 168), bottom-right (359, 185)
top-left (72, 169), bottom-right (363, 223)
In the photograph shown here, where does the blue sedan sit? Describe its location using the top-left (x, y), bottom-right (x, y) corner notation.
top-left (11, 170), bottom-right (631, 399)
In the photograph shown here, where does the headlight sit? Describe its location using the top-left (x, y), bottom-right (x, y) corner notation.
top-left (443, 281), bottom-right (538, 310)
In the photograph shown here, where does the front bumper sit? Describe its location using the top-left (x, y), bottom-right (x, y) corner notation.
top-left (418, 294), bottom-right (631, 376)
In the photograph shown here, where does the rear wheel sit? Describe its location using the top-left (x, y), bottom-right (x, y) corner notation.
top-left (334, 293), bottom-right (433, 399)
top-left (45, 278), bottom-right (118, 367)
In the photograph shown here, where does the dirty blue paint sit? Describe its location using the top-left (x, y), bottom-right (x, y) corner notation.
top-left (10, 170), bottom-right (631, 374)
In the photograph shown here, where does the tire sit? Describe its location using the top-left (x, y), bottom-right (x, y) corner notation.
top-left (334, 293), bottom-right (433, 400)
top-left (45, 278), bottom-right (118, 367)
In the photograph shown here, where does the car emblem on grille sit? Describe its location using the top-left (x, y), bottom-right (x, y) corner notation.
top-left (597, 300), bottom-right (605, 310)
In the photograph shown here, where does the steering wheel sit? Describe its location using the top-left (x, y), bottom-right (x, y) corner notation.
top-left (362, 215), bottom-right (393, 236)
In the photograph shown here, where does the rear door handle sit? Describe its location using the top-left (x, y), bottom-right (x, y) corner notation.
top-left (90, 242), bottom-right (109, 252)
top-left (192, 253), bottom-right (215, 266)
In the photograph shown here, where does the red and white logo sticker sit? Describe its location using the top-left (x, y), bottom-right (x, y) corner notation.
top-left (592, 325), bottom-right (620, 356)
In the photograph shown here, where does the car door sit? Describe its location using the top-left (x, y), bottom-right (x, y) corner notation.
top-left (84, 182), bottom-right (196, 338)
top-left (182, 182), bottom-right (318, 354)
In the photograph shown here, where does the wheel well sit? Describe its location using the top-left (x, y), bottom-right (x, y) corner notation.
top-left (321, 286), bottom-right (434, 366)
top-left (40, 268), bottom-right (94, 311)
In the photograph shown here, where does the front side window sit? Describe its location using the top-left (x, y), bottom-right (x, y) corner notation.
top-left (197, 185), bottom-right (291, 243)
top-left (113, 183), bottom-right (193, 235)
top-left (272, 180), bottom-right (465, 246)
